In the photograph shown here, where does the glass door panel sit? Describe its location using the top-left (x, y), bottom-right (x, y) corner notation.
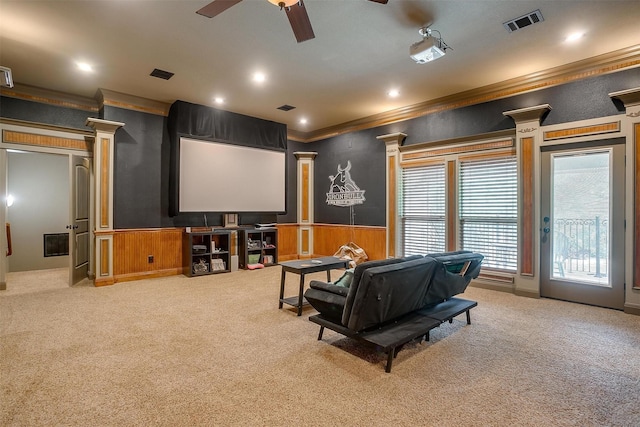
top-left (540, 140), bottom-right (624, 310)
top-left (551, 151), bottom-right (610, 286)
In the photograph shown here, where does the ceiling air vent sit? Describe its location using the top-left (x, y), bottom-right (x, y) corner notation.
top-left (277, 104), bottom-right (296, 111)
top-left (150, 68), bottom-right (174, 80)
top-left (503, 9), bottom-right (544, 33)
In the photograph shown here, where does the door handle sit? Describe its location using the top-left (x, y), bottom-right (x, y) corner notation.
top-left (543, 227), bottom-right (550, 233)
top-left (5, 223), bottom-right (11, 256)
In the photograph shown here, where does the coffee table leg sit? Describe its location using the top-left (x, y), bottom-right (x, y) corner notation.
top-left (297, 274), bottom-right (305, 316)
top-left (279, 268), bottom-right (286, 309)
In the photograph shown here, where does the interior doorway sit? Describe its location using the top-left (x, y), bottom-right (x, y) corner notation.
top-left (5, 149), bottom-right (91, 291)
top-left (539, 139), bottom-right (625, 310)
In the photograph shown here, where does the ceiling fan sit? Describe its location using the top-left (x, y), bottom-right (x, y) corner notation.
top-left (196, 0), bottom-right (389, 43)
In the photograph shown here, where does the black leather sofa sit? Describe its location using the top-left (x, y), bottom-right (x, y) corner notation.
top-left (304, 251), bottom-right (484, 372)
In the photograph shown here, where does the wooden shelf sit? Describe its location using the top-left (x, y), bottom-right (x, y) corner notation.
top-left (238, 228), bottom-right (278, 269)
top-left (183, 230), bottom-right (232, 277)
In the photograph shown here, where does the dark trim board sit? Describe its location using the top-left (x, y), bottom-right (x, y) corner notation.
top-left (309, 298), bottom-right (478, 373)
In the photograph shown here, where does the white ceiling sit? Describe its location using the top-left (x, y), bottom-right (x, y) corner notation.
top-left (1, 0), bottom-right (640, 134)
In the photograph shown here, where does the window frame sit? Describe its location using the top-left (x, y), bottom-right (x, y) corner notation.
top-left (399, 140), bottom-right (517, 274)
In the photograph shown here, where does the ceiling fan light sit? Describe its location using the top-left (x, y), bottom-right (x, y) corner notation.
top-left (268, 0), bottom-right (299, 8)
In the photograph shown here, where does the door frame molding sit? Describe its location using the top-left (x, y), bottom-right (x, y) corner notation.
top-left (0, 120), bottom-right (93, 290)
top-left (505, 99), bottom-right (640, 313)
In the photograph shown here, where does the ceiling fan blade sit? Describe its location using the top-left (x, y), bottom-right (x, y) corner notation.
top-left (285, 1), bottom-right (315, 43)
top-left (196, 0), bottom-right (243, 18)
top-left (368, 0), bottom-right (389, 4)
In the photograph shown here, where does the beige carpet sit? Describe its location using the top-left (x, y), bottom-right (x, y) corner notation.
top-left (1, 267), bottom-right (639, 426)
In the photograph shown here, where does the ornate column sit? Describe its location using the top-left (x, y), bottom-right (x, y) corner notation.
top-left (377, 132), bottom-right (406, 258)
top-left (0, 148), bottom-right (6, 290)
top-left (609, 87), bottom-right (640, 314)
top-left (86, 118), bottom-right (124, 286)
top-left (503, 104), bottom-right (551, 295)
top-left (294, 152), bottom-right (317, 258)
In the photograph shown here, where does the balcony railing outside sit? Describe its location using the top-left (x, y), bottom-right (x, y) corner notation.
top-left (553, 216), bottom-right (608, 285)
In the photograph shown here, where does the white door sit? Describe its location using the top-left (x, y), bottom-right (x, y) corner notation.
top-left (540, 140), bottom-right (625, 310)
top-left (69, 155), bottom-right (90, 285)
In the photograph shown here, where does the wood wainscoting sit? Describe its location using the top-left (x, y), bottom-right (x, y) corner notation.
top-left (103, 224), bottom-right (387, 284)
top-left (276, 224), bottom-right (299, 262)
top-left (111, 228), bottom-right (183, 283)
top-left (276, 223), bottom-right (387, 262)
top-left (313, 223), bottom-right (386, 261)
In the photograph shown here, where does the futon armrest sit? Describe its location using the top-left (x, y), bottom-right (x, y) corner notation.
top-left (309, 280), bottom-right (349, 297)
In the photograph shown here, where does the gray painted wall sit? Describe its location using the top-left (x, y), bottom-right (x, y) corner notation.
top-left (7, 151), bottom-right (69, 272)
top-left (2, 67), bottom-right (638, 230)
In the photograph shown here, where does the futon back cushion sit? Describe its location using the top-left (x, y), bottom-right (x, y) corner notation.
top-left (346, 257), bottom-right (438, 332)
top-left (341, 255), bottom-right (422, 327)
top-left (423, 252), bottom-right (484, 306)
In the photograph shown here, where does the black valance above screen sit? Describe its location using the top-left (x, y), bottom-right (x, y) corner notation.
top-left (167, 100), bottom-right (287, 150)
top-left (167, 100), bottom-right (287, 216)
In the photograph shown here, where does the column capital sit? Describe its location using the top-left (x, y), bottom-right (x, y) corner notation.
top-left (85, 118), bottom-right (124, 134)
top-left (293, 151), bottom-right (317, 160)
top-left (503, 104), bottom-right (552, 124)
top-left (377, 132), bottom-right (407, 146)
top-left (609, 87), bottom-right (640, 108)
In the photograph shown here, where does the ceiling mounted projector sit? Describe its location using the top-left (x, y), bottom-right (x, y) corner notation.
top-left (0, 66), bottom-right (14, 88)
top-left (410, 27), bottom-right (449, 64)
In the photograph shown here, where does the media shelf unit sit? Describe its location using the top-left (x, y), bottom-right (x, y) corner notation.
top-left (238, 228), bottom-right (278, 269)
top-left (183, 230), bottom-right (231, 276)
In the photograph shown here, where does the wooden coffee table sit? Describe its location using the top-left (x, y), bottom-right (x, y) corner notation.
top-left (278, 256), bottom-right (350, 316)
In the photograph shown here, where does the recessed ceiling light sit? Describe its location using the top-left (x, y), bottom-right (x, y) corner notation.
top-left (76, 62), bottom-right (93, 72)
top-left (299, 118), bottom-right (308, 125)
top-left (253, 72), bottom-right (266, 83)
top-left (565, 32), bottom-right (584, 43)
top-left (214, 97), bottom-right (225, 105)
top-left (388, 89), bottom-right (400, 98)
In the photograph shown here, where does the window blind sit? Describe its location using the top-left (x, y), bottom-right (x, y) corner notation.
top-left (402, 164), bottom-right (446, 255)
top-left (459, 156), bottom-right (518, 271)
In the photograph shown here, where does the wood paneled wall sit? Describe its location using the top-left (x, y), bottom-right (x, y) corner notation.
top-left (112, 228), bottom-right (183, 282)
top-left (276, 224), bottom-right (299, 261)
top-left (103, 224), bottom-right (387, 283)
top-left (313, 224), bottom-right (386, 261)
top-left (520, 137), bottom-right (535, 276)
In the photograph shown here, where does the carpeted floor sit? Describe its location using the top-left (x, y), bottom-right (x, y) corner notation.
top-left (1, 267), bottom-right (639, 426)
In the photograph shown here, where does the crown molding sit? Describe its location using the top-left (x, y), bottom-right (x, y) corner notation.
top-left (97, 89), bottom-right (170, 116)
top-left (292, 44), bottom-right (640, 143)
top-left (287, 128), bottom-right (308, 142)
top-left (0, 83), bottom-right (98, 112)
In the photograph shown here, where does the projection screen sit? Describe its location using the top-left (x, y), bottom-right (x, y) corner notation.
top-left (179, 137), bottom-right (286, 213)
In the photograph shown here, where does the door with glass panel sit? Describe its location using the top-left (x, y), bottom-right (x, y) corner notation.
top-left (540, 140), bottom-right (625, 309)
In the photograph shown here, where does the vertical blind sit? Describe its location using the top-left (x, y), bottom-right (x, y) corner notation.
top-left (401, 164), bottom-right (446, 255)
top-left (459, 156), bottom-right (518, 271)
